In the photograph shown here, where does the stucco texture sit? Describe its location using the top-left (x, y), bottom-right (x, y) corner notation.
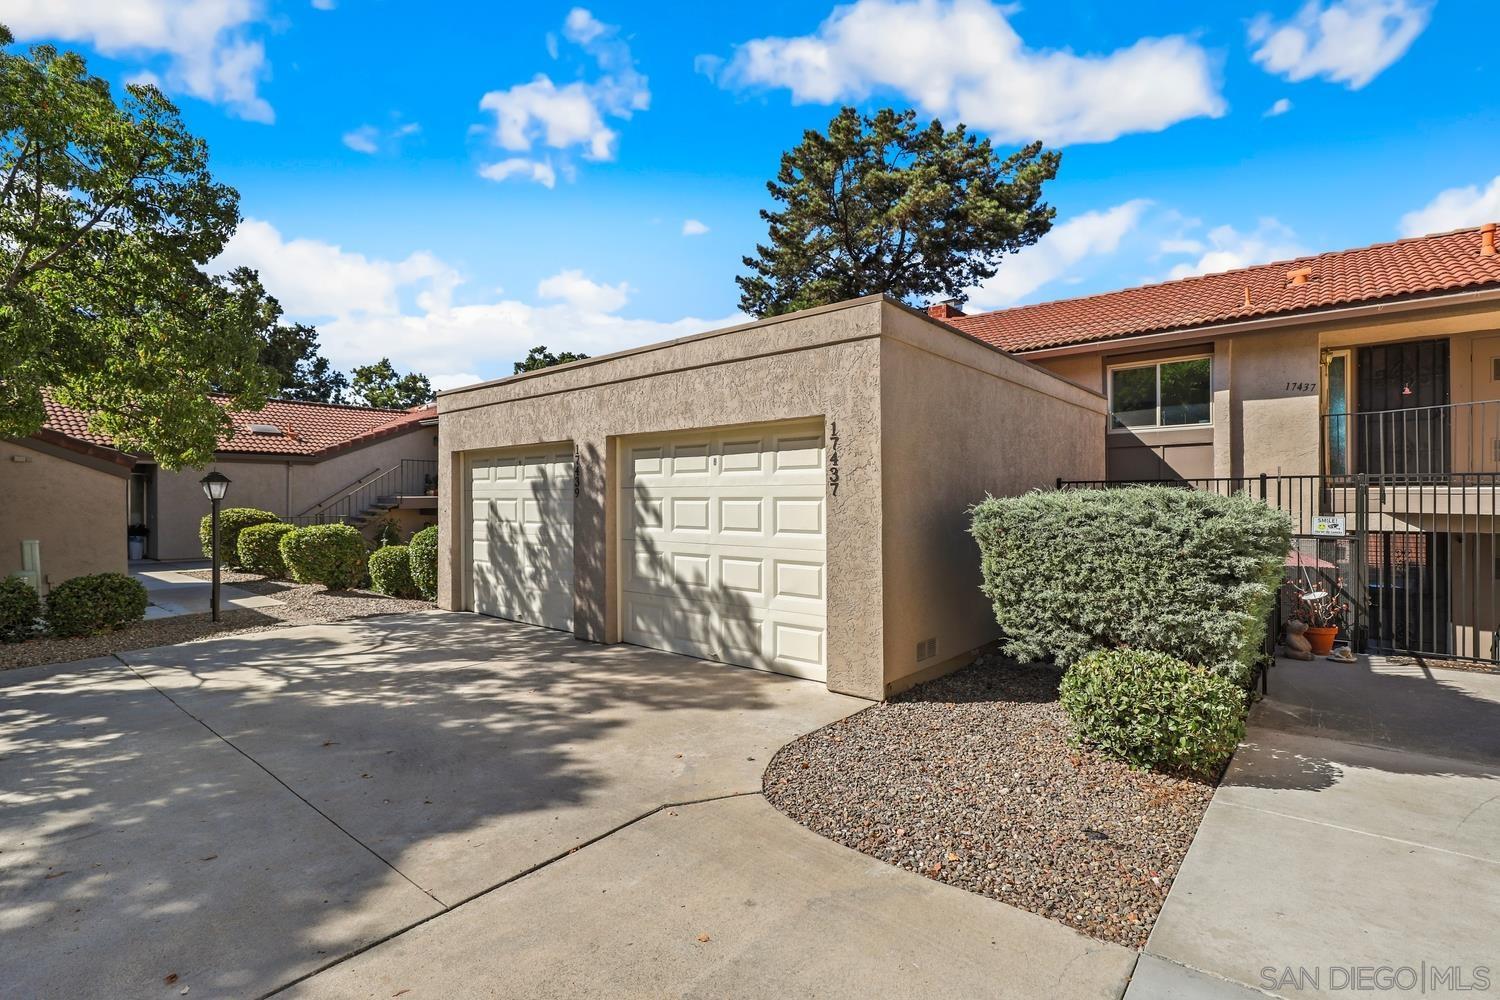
top-left (437, 297), bottom-right (1107, 700)
top-left (0, 441), bottom-right (127, 590)
top-left (149, 428), bottom-right (438, 560)
top-left (1028, 297), bottom-right (1500, 482)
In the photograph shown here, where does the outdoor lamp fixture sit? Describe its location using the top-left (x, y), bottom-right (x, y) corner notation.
top-left (199, 471), bottom-right (232, 622)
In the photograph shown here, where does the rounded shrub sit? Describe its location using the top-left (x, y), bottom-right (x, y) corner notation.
top-left (1059, 649), bottom-right (1247, 778)
top-left (279, 523), bottom-right (369, 590)
top-left (45, 573), bottom-right (148, 638)
top-left (368, 544), bottom-right (417, 598)
top-left (408, 525), bottom-right (438, 601)
top-left (237, 521), bottom-right (297, 578)
top-left (0, 576), bottom-right (42, 643)
top-left (200, 507), bottom-right (281, 566)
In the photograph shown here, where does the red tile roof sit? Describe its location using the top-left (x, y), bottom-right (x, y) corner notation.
top-left (948, 225), bottom-right (1500, 353)
top-left (40, 397), bottom-right (435, 460)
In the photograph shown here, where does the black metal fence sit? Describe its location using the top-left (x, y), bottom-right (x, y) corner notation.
top-left (1057, 472), bottom-right (1500, 665)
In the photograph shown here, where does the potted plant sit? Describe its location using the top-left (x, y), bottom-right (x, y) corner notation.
top-left (1285, 575), bottom-right (1349, 656)
top-left (127, 524), bottom-right (149, 561)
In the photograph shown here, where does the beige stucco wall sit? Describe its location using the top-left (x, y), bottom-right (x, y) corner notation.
top-left (150, 427), bottom-right (438, 560)
top-left (0, 441), bottom-right (128, 590)
top-left (1024, 297), bottom-right (1500, 481)
top-left (437, 297), bottom-right (1107, 700)
top-left (877, 305), bottom-right (1106, 694)
top-left (438, 297), bottom-right (887, 699)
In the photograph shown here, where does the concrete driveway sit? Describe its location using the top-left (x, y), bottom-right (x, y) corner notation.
top-left (0, 612), bottom-right (1134, 1000)
top-left (1133, 658), bottom-right (1500, 999)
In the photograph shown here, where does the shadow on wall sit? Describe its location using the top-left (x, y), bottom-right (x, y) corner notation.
top-left (471, 439), bottom-right (765, 668)
top-left (0, 613), bottom-right (795, 994)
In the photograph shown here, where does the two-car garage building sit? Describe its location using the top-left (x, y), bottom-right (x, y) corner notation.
top-left (436, 296), bottom-right (1104, 701)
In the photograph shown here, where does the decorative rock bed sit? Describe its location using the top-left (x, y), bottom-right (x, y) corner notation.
top-left (762, 655), bottom-right (1217, 949)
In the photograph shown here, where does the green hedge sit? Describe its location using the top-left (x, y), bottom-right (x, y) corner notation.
top-left (45, 572), bottom-right (148, 638)
top-left (237, 521), bottom-right (297, 577)
top-left (279, 524), bottom-right (369, 590)
top-left (200, 507), bottom-right (280, 566)
top-left (970, 486), bottom-right (1290, 682)
top-left (369, 544), bottom-right (417, 598)
top-left (0, 576), bottom-right (41, 643)
top-left (1060, 649), bottom-right (1247, 777)
top-left (408, 525), bottom-right (438, 601)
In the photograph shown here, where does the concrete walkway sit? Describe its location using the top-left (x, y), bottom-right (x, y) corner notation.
top-left (0, 613), bottom-right (1134, 1000)
top-left (133, 562), bottom-right (283, 619)
top-left (1132, 658), bottom-right (1500, 999)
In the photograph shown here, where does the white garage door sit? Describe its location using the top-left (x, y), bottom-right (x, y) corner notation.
top-left (620, 420), bottom-right (827, 680)
top-left (468, 446), bottom-right (574, 631)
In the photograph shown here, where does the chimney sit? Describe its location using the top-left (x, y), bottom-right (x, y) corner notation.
top-left (1482, 222), bottom-right (1497, 258)
top-left (1286, 266), bottom-right (1313, 287)
top-left (927, 302), bottom-right (965, 320)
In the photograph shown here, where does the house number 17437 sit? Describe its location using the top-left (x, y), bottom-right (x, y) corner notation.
top-left (1285, 381), bottom-right (1317, 392)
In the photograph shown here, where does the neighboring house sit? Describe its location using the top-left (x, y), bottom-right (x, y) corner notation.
top-left (436, 297), bottom-right (1105, 701)
top-left (942, 222), bottom-right (1500, 666)
top-left (1, 397), bottom-right (438, 590)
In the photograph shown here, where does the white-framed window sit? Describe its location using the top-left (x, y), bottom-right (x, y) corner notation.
top-left (1108, 355), bottom-right (1212, 431)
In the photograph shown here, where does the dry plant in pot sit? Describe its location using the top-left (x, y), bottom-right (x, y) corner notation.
top-left (1285, 574), bottom-right (1350, 656)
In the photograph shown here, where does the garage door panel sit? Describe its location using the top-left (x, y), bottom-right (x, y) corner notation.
top-left (620, 420), bottom-right (826, 680)
top-left (467, 444), bottom-right (574, 632)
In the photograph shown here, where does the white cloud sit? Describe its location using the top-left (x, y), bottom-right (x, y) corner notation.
top-left (1399, 176), bottom-right (1500, 237)
top-left (311, 0), bottom-right (336, 8)
top-left (214, 218), bottom-right (743, 387)
top-left (713, 0), bottom-right (1223, 145)
top-left (681, 219), bottom-right (710, 236)
top-left (1249, 0), bottom-right (1431, 90)
top-left (342, 126), bottom-right (379, 154)
top-left (478, 8), bottom-right (648, 184)
top-left (1265, 97), bottom-right (1293, 116)
top-left (964, 200), bottom-right (1152, 309)
top-left (1164, 219), bottom-right (1307, 279)
top-left (1, 0), bottom-right (276, 122)
top-left (536, 269), bottom-right (629, 313)
top-left (342, 120), bottom-right (420, 155)
top-left (478, 157), bottom-right (558, 188)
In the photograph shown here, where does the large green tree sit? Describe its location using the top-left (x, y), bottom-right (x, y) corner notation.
top-left (348, 358), bottom-right (434, 409)
top-left (737, 107), bottom-right (1061, 318)
top-left (513, 345), bottom-right (589, 374)
top-left (0, 27), bottom-right (274, 468)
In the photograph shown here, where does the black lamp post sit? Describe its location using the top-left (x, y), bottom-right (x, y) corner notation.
top-left (199, 471), bottom-right (231, 622)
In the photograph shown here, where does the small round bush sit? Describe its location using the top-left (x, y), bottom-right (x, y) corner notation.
top-left (200, 507), bottom-right (280, 566)
top-left (279, 524), bottom-right (369, 590)
top-left (237, 522), bottom-right (297, 578)
top-left (0, 576), bottom-right (42, 643)
top-left (408, 525), bottom-right (438, 601)
top-left (368, 544), bottom-right (417, 598)
top-left (1059, 649), bottom-right (1247, 778)
top-left (45, 573), bottom-right (148, 638)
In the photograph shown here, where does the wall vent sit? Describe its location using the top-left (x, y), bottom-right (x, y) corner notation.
top-left (916, 637), bottom-right (938, 662)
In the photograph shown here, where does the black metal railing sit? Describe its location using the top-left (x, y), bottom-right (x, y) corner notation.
top-left (1320, 399), bottom-right (1500, 481)
top-left (1057, 471), bottom-right (1500, 665)
top-left (290, 459), bottom-right (439, 527)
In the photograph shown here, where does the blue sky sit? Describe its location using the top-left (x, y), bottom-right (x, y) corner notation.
top-left (5, 0), bottom-right (1498, 387)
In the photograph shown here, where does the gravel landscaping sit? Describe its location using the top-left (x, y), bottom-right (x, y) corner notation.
top-left (762, 654), bottom-right (1216, 949)
top-left (0, 572), bottom-right (434, 672)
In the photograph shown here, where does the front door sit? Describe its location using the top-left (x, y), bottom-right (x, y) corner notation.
top-left (1356, 339), bottom-right (1450, 479)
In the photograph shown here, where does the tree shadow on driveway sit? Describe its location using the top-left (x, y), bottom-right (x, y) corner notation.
top-left (0, 612), bottom-right (859, 999)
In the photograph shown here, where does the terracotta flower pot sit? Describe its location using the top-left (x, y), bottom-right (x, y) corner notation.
top-left (1305, 626), bottom-right (1338, 656)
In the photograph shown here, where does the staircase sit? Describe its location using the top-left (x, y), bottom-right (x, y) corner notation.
top-left (290, 460), bottom-right (437, 528)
